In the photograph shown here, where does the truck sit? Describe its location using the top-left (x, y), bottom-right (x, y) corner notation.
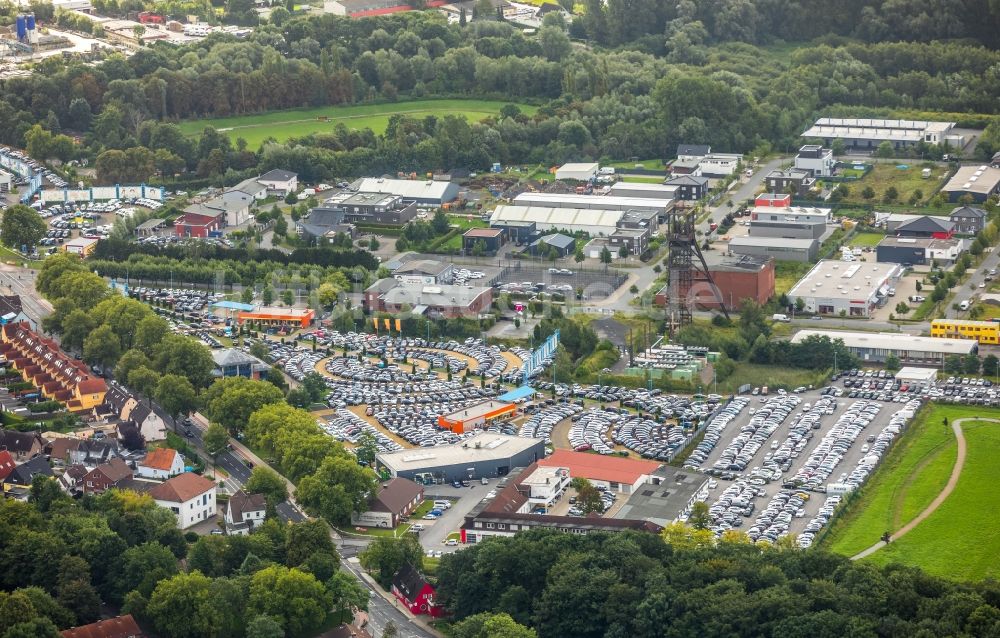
top-left (598, 166), bottom-right (616, 175)
top-left (772, 313), bottom-right (791, 322)
top-left (922, 167), bottom-right (932, 179)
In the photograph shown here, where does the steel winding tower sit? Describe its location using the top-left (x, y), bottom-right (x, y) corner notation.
top-left (665, 208), bottom-right (729, 333)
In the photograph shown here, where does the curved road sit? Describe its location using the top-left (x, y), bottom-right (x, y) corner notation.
top-left (851, 417), bottom-right (996, 560)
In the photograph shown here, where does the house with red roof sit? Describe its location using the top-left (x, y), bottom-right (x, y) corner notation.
top-left (0, 450), bottom-right (15, 482)
top-left (137, 448), bottom-right (184, 480)
top-left (60, 614), bottom-right (145, 638)
top-left (0, 322), bottom-right (107, 412)
top-left (391, 563), bottom-right (443, 618)
top-left (149, 472), bottom-right (216, 529)
top-left (82, 458), bottom-right (133, 494)
top-left (173, 210), bottom-right (224, 238)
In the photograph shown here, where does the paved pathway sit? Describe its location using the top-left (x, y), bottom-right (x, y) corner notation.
top-left (851, 417), bottom-right (992, 560)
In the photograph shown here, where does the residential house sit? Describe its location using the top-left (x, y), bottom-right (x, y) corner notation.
top-left (60, 614), bottom-right (145, 638)
top-left (225, 490), bottom-right (267, 535)
top-left (0, 322), bottom-right (108, 411)
top-left (949, 206), bottom-right (987, 234)
top-left (765, 168), bottom-right (815, 196)
top-left (295, 206), bottom-right (355, 244)
top-left (0, 429), bottom-right (45, 461)
top-left (257, 169), bottom-right (298, 197)
top-left (391, 563), bottom-right (443, 618)
top-left (150, 472), bottom-right (217, 529)
top-left (665, 175), bottom-right (709, 201)
top-left (0, 449), bottom-right (14, 481)
top-left (137, 447), bottom-right (185, 480)
top-left (82, 457), bottom-right (133, 494)
top-left (47, 436), bottom-right (82, 465)
top-left (609, 227), bottom-right (650, 256)
top-left (69, 439), bottom-right (121, 466)
top-left (59, 464), bottom-right (88, 494)
top-left (101, 384), bottom-right (166, 442)
top-left (676, 144), bottom-right (710, 162)
top-left (6, 455), bottom-right (53, 485)
top-left (321, 191), bottom-right (418, 225)
top-left (351, 477), bottom-right (424, 528)
top-left (794, 144), bottom-right (836, 177)
top-left (0, 295), bottom-right (35, 330)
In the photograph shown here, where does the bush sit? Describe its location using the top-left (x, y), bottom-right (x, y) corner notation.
top-left (184, 531), bottom-right (199, 543)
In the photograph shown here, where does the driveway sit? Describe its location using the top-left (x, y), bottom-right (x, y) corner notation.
top-left (418, 482), bottom-right (494, 551)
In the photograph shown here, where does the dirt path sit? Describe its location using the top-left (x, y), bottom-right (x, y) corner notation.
top-left (851, 417), bottom-right (990, 560)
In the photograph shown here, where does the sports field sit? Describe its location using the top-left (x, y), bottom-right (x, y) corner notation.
top-left (822, 404), bottom-right (1000, 579)
top-left (177, 99), bottom-right (535, 148)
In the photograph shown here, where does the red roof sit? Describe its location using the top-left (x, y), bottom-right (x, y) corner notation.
top-left (149, 472), bottom-right (214, 503)
top-left (140, 448), bottom-right (179, 471)
top-left (539, 449), bottom-right (659, 486)
top-left (176, 212), bottom-right (222, 227)
top-left (464, 228), bottom-right (504, 238)
top-left (60, 614), bottom-right (144, 638)
top-left (0, 450), bottom-right (14, 481)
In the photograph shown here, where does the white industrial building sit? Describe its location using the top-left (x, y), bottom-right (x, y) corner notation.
top-left (491, 205), bottom-right (623, 235)
top-left (790, 330), bottom-right (976, 366)
top-left (802, 118), bottom-right (956, 149)
top-left (606, 181), bottom-right (678, 199)
top-left (554, 163), bottom-right (599, 181)
top-left (698, 153), bottom-right (742, 177)
top-left (787, 260), bottom-right (902, 318)
top-left (349, 177), bottom-right (460, 206)
top-left (513, 192), bottom-right (671, 214)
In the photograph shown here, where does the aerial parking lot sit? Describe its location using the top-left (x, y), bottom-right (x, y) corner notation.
top-left (683, 380), bottom-right (921, 546)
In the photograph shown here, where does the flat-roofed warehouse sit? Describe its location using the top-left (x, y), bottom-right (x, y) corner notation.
top-left (438, 400), bottom-right (516, 434)
top-left (376, 433), bottom-right (545, 483)
top-left (513, 192), bottom-right (671, 216)
top-left (607, 181), bottom-right (678, 200)
top-left (787, 260), bottom-right (901, 318)
top-left (348, 177), bottom-right (460, 206)
top-left (801, 117), bottom-right (955, 149)
top-left (490, 205), bottom-right (623, 236)
top-left (790, 329), bottom-right (976, 366)
top-left (941, 165), bottom-right (1000, 204)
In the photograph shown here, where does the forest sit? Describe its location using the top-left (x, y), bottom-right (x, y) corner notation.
top-left (435, 528), bottom-right (1000, 638)
top-left (2, 8), bottom-right (1000, 186)
top-left (0, 481), bottom-right (368, 638)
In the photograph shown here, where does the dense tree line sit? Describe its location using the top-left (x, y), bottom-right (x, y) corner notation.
top-left (436, 527), bottom-right (1000, 638)
top-left (0, 484), bottom-right (367, 638)
top-left (1, 10), bottom-right (1000, 187)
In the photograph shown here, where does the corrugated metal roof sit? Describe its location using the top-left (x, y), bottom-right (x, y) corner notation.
top-left (790, 329), bottom-right (975, 354)
top-left (491, 205), bottom-right (622, 232)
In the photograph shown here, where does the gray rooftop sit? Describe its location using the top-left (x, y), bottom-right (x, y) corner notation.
top-left (614, 466), bottom-right (708, 527)
top-left (791, 329), bottom-right (976, 355)
top-left (377, 433), bottom-right (540, 472)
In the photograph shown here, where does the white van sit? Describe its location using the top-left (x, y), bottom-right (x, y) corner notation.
top-left (598, 166), bottom-right (616, 175)
top-left (433, 500), bottom-right (452, 510)
top-left (960, 300), bottom-right (971, 311)
top-left (772, 313), bottom-right (791, 322)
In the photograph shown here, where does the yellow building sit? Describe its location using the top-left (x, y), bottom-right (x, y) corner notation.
top-left (930, 319), bottom-right (1000, 345)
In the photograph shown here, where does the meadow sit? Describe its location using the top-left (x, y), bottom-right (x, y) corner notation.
top-left (822, 405), bottom-right (1000, 579)
top-left (177, 99), bottom-right (536, 148)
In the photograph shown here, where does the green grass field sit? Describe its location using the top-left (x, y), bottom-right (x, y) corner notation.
top-left (774, 261), bottom-right (812, 295)
top-left (177, 99), bottom-right (536, 148)
top-left (822, 405), bottom-right (1000, 579)
top-left (714, 362), bottom-right (829, 394)
top-left (849, 231), bottom-right (885, 247)
top-left (621, 175), bottom-right (667, 183)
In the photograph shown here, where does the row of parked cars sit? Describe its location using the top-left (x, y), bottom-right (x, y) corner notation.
top-left (682, 398), bottom-right (751, 471)
top-left (321, 409), bottom-right (403, 454)
top-left (612, 417), bottom-right (688, 461)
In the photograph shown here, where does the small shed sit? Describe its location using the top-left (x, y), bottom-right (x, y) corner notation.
top-left (894, 366), bottom-right (938, 386)
top-left (554, 162), bottom-right (598, 182)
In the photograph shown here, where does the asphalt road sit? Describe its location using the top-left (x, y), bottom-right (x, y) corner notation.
top-left (344, 559), bottom-right (434, 638)
top-left (946, 246), bottom-right (999, 318)
top-left (0, 266), bottom-right (52, 325)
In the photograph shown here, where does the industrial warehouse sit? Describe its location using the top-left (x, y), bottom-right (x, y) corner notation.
top-left (375, 433), bottom-right (545, 484)
top-left (787, 260), bottom-right (902, 317)
top-left (790, 330), bottom-right (976, 366)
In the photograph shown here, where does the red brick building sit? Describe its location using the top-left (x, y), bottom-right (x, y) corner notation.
top-left (656, 255), bottom-right (775, 311)
top-left (174, 211), bottom-right (224, 238)
top-left (82, 457), bottom-right (133, 494)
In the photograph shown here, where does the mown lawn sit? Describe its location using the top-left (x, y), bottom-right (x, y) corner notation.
top-left (862, 419), bottom-right (1000, 580)
top-left (821, 405), bottom-right (990, 562)
top-left (849, 231), bottom-right (885, 247)
top-left (177, 99), bottom-right (536, 148)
